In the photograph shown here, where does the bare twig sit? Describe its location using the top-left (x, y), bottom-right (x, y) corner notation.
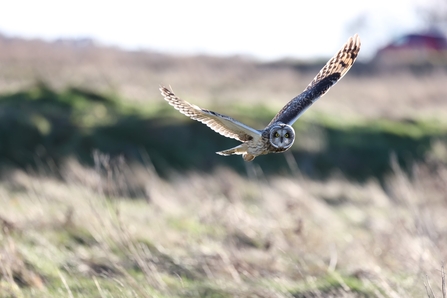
top-left (218, 250), bottom-right (241, 283)
top-left (425, 274), bottom-right (437, 298)
top-left (442, 265), bottom-right (446, 298)
top-left (327, 243), bottom-right (338, 272)
top-left (94, 276), bottom-right (106, 298)
top-left (58, 270), bottom-right (74, 298)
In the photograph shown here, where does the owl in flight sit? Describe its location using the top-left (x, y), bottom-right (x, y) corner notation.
top-left (160, 34), bottom-right (361, 161)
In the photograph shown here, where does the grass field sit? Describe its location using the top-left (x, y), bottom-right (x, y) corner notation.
top-left (1, 157), bottom-right (446, 297)
top-left (0, 35), bottom-right (447, 297)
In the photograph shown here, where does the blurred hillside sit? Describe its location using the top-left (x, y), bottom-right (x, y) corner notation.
top-left (1, 34), bottom-right (447, 179)
top-left (2, 83), bottom-right (447, 181)
top-left (1, 33), bottom-right (447, 121)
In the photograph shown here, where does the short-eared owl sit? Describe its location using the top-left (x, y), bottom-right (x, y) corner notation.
top-left (160, 34), bottom-right (361, 161)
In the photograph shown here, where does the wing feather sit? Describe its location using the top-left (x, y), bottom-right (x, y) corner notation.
top-left (269, 34), bottom-right (361, 126)
top-left (160, 86), bottom-right (261, 142)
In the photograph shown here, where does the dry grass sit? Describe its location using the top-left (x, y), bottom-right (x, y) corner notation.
top-left (0, 152), bottom-right (446, 297)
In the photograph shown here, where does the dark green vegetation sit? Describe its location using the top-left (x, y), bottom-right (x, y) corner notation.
top-left (1, 84), bottom-right (446, 180)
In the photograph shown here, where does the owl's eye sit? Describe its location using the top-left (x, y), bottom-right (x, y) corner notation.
top-left (274, 132), bottom-right (280, 138)
top-left (285, 133), bottom-right (289, 138)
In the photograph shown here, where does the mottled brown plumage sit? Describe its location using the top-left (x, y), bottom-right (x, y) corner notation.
top-left (160, 34), bottom-right (361, 161)
top-left (160, 87), bottom-right (259, 142)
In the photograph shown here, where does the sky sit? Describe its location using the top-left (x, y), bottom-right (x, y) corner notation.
top-left (0, 0), bottom-right (436, 61)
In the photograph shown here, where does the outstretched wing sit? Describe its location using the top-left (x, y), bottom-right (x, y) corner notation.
top-left (268, 34), bottom-right (361, 126)
top-left (160, 86), bottom-right (262, 142)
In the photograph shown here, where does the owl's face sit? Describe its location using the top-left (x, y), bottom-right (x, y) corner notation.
top-left (268, 124), bottom-right (295, 149)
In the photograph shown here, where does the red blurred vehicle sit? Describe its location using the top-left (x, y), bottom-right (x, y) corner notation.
top-left (374, 31), bottom-right (447, 67)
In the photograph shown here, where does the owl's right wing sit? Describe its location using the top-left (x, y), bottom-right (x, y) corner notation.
top-left (160, 86), bottom-right (262, 142)
top-left (268, 34), bottom-right (361, 126)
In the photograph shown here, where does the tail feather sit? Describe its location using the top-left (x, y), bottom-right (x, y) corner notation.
top-left (216, 144), bottom-right (255, 161)
top-left (216, 144), bottom-right (245, 156)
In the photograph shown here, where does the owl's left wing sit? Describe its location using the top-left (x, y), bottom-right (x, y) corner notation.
top-left (268, 34), bottom-right (361, 126)
top-left (160, 86), bottom-right (262, 142)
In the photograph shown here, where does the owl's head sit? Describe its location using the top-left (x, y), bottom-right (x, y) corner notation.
top-left (268, 123), bottom-right (295, 150)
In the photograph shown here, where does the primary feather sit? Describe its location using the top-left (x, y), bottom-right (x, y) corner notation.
top-left (268, 34), bottom-right (361, 126)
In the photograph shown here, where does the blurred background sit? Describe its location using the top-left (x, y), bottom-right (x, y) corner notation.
top-left (0, 0), bottom-right (447, 297)
top-left (0, 0), bottom-right (447, 178)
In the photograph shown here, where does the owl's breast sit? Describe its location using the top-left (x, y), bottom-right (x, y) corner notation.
top-left (245, 134), bottom-right (287, 157)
